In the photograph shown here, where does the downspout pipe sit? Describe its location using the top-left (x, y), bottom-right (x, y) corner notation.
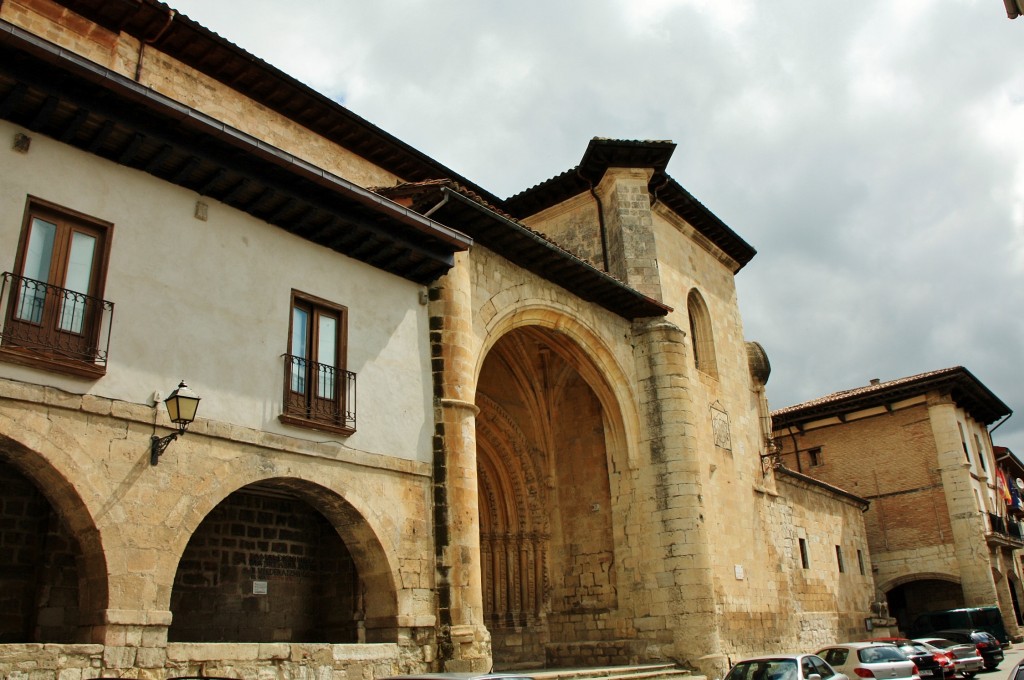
top-left (649, 172), bottom-right (671, 210)
top-left (577, 168), bottom-right (610, 271)
top-left (135, 7), bottom-right (176, 82)
top-left (788, 426), bottom-right (803, 474)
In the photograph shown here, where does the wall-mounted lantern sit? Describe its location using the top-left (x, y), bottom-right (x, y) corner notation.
top-left (151, 380), bottom-right (201, 465)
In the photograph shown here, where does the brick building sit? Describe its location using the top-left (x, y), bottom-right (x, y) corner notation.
top-left (771, 368), bottom-right (1021, 636)
top-left (1, 1), bottom-right (877, 678)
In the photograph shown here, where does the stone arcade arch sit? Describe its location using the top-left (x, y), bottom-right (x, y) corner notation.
top-left (168, 477), bottom-right (401, 644)
top-left (0, 434), bottom-right (108, 643)
top-left (475, 320), bottom-right (631, 667)
top-left (880, 573), bottom-right (963, 632)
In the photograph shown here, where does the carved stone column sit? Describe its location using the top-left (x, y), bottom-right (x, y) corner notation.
top-left (430, 253), bottom-right (490, 670)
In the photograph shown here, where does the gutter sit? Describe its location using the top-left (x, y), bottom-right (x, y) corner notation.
top-left (990, 412), bottom-right (1012, 434)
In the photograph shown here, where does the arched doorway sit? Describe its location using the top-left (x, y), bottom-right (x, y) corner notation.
top-left (169, 479), bottom-right (393, 643)
top-left (477, 326), bottom-right (618, 667)
top-left (885, 576), bottom-right (962, 632)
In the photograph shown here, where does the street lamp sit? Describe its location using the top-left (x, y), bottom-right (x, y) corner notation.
top-left (151, 380), bottom-right (201, 465)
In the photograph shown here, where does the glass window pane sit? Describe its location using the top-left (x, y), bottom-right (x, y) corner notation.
top-left (16, 218), bottom-right (57, 323)
top-left (316, 314), bottom-right (337, 398)
top-left (317, 315), bottom-right (337, 367)
top-left (291, 307), bottom-right (308, 393)
top-left (58, 231), bottom-right (97, 333)
top-left (23, 218), bottom-right (56, 282)
top-left (292, 307), bottom-right (308, 358)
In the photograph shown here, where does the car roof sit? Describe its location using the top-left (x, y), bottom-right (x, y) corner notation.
top-left (733, 655), bottom-right (813, 662)
top-left (821, 642), bottom-right (896, 649)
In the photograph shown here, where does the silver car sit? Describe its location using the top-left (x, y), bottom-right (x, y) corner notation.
top-left (725, 654), bottom-right (850, 680)
top-left (817, 642), bottom-right (919, 680)
top-left (914, 638), bottom-right (984, 678)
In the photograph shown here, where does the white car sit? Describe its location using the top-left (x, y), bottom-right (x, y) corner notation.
top-left (725, 654), bottom-right (850, 680)
top-left (817, 642), bottom-right (920, 680)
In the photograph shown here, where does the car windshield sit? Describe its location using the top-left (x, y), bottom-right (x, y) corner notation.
top-left (928, 639), bottom-right (955, 647)
top-left (896, 643), bottom-right (928, 654)
top-left (860, 647), bottom-right (907, 663)
top-left (726, 659), bottom-right (799, 680)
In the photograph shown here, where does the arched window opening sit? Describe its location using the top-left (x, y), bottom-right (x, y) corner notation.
top-left (687, 289), bottom-right (718, 378)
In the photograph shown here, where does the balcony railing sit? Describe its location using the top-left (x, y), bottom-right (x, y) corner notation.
top-left (280, 353), bottom-right (356, 434)
top-left (988, 512), bottom-right (1024, 544)
top-left (0, 272), bottom-right (114, 375)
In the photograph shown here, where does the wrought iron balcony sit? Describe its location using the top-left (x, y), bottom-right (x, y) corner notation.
top-left (280, 353), bottom-right (356, 434)
top-left (0, 272), bottom-right (114, 377)
top-left (987, 512), bottom-right (1024, 547)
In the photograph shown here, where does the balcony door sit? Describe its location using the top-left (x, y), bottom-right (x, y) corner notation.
top-left (5, 200), bottom-right (109, 364)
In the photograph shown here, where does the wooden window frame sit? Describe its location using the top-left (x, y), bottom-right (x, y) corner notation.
top-left (279, 289), bottom-right (354, 435)
top-left (1, 197), bottom-right (113, 378)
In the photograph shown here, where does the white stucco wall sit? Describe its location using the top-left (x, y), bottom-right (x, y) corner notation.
top-left (0, 119), bottom-right (433, 462)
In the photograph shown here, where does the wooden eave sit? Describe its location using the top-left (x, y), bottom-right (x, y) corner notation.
top-left (772, 367), bottom-right (1012, 430)
top-left (427, 187), bottom-right (672, 320)
top-left (504, 138), bottom-right (756, 270)
top-left (0, 20), bottom-right (470, 284)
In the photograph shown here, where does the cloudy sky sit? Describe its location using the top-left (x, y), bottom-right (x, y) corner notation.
top-left (168, 0), bottom-right (1024, 453)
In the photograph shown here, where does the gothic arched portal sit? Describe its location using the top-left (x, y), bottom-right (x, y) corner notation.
top-left (476, 326), bottom-right (617, 666)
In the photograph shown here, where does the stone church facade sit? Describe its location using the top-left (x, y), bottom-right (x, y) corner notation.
top-left (0, 1), bottom-right (876, 679)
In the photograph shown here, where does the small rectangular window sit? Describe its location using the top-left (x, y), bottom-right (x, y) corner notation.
top-left (808, 447), bottom-right (822, 467)
top-left (799, 537), bottom-right (809, 569)
top-left (1, 197), bottom-right (113, 377)
top-left (857, 549), bottom-right (865, 575)
top-left (974, 433), bottom-right (987, 471)
top-left (280, 290), bottom-right (356, 434)
top-left (836, 545), bottom-right (845, 573)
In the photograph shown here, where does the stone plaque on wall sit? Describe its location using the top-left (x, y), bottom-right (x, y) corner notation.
top-left (710, 401), bottom-right (732, 451)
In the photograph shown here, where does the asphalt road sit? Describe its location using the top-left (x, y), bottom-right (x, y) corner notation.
top-left (996, 644), bottom-right (1022, 680)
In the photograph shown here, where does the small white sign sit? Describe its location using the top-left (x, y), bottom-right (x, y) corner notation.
top-left (734, 564), bottom-right (745, 580)
top-left (253, 580), bottom-right (268, 595)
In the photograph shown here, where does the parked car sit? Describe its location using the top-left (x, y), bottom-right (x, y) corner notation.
top-left (725, 655), bottom-right (850, 680)
top-left (933, 630), bottom-right (1004, 670)
top-left (817, 642), bottom-right (920, 679)
top-left (866, 639), bottom-right (951, 679)
top-left (913, 638), bottom-right (984, 678)
top-left (908, 607), bottom-right (1009, 646)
